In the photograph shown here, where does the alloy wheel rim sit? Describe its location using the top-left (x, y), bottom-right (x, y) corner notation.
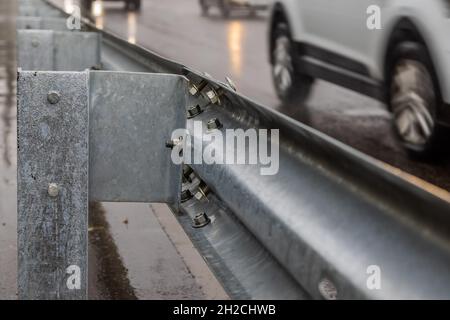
top-left (391, 59), bottom-right (435, 148)
top-left (273, 36), bottom-right (293, 94)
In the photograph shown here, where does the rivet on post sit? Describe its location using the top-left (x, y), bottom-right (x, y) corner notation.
top-left (47, 183), bottom-right (59, 198)
top-left (47, 91), bottom-right (60, 104)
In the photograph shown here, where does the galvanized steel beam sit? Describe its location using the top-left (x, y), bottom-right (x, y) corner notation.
top-left (17, 70), bottom-right (187, 299)
top-left (17, 30), bottom-right (101, 71)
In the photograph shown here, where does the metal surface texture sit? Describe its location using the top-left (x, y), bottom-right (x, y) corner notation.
top-left (17, 17), bottom-right (70, 31)
top-left (173, 181), bottom-right (310, 300)
top-left (89, 71), bottom-right (186, 204)
top-left (17, 71), bottom-right (89, 300)
top-left (19, 4), bottom-right (63, 18)
top-left (17, 30), bottom-right (101, 71)
top-left (18, 0), bottom-right (450, 300)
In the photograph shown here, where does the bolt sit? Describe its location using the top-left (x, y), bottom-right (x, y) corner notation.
top-left (188, 80), bottom-right (207, 96)
top-left (47, 91), bottom-right (60, 104)
top-left (31, 39), bottom-right (39, 48)
top-left (205, 89), bottom-right (220, 104)
top-left (48, 183), bottom-right (59, 197)
top-left (181, 189), bottom-right (193, 203)
top-left (166, 136), bottom-right (183, 149)
top-left (187, 105), bottom-right (203, 119)
top-left (207, 118), bottom-right (222, 131)
top-left (195, 181), bottom-right (210, 200)
top-left (165, 140), bottom-right (176, 149)
top-left (192, 212), bottom-right (210, 228)
top-left (183, 165), bottom-right (193, 183)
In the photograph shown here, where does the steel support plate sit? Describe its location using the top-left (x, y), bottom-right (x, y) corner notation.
top-left (89, 71), bottom-right (186, 204)
top-left (18, 71), bottom-right (89, 300)
top-left (17, 30), bottom-right (101, 71)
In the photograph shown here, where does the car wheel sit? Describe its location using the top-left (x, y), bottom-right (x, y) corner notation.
top-left (219, 0), bottom-right (231, 18)
top-left (84, 0), bottom-right (93, 11)
top-left (199, 0), bottom-right (209, 16)
top-left (271, 22), bottom-right (313, 106)
top-left (125, 0), bottom-right (140, 11)
top-left (134, 0), bottom-right (141, 11)
top-left (388, 42), bottom-right (441, 157)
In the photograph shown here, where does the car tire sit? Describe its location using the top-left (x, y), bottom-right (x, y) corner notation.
top-left (84, 0), bottom-right (93, 11)
top-left (199, 0), bottom-right (209, 16)
top-left (271, 22), bottom-right (314, 106)
top-left (125, 0), bottom-right (140, 11)
top-left (388, 42), bottom-right (443, 157)
top-left (219, 0), bottom-right (231, 18)
top-left (134, 0), bottom-right (141, 11)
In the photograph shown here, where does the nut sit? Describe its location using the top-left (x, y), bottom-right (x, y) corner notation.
top-left (181, 189), bottom-right (193, 203)
top-left (207, 118), bottom-right (222, 131)
top-left (188, 80), bottom-right (207, 96)
top-left (187, 105), bottom-right (203, 119)
top-left (205, 89), bottom-right (220, 104)
top-left (192, 212), bottom-right (210, 228)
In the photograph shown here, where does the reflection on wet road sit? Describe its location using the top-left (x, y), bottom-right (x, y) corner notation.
top-left (228, 21), bottom-right (243, 78)
top-left (69, 0), bottom-right (450, 191)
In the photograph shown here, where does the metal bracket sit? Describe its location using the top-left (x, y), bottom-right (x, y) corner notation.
top-left (17, 30), bottom-right (101, 71)
top-left (17, 70), bottom-right (187, 299)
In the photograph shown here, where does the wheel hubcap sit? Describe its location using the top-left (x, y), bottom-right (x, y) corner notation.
top-left (391, 60), bottom-right (435, 148)
top-left (273, 36), bottom-right (293, 94)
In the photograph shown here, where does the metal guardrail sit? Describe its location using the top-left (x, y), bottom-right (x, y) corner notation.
top-left (16, 0), bottom-right (450, 300)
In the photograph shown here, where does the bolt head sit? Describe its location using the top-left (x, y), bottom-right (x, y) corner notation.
top-left (192, 212), bottom-right (210, 228)
top-left (206, 90), bottom-right (219, 104)
top-left (207, 118), bottom-right (222, 131)
top-left (181, 189), bottom-right (193, 203)
top-left (48, 183), bottom-right (59, 197)
top-left (187, 105), bottom-right (202, 118)
top-left (47, 91), bottom-right (60, 104)
top-left (31, 39), bottom-right (39, 48)
top-left (189, 85), bottom-right (199, 96)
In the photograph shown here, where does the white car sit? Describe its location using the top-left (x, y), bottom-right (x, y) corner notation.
top-left (269, 0), bottom-right (450, 156)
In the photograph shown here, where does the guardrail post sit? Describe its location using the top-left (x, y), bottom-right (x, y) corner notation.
top-left (18, 71), bottom-right (89, 300)
top-left (17, 70), bottom-right (187, 299)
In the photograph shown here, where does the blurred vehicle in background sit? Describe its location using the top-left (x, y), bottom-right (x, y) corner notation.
top-left (83, 0), bottom-right (141, 11)
top-left (199, 0), bottom-right (270, 18)
top-left (269, 0), bottom-right (450, 156)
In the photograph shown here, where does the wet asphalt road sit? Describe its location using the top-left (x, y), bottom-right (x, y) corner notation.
top-left (73, 0), bottom-right (450, 191)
